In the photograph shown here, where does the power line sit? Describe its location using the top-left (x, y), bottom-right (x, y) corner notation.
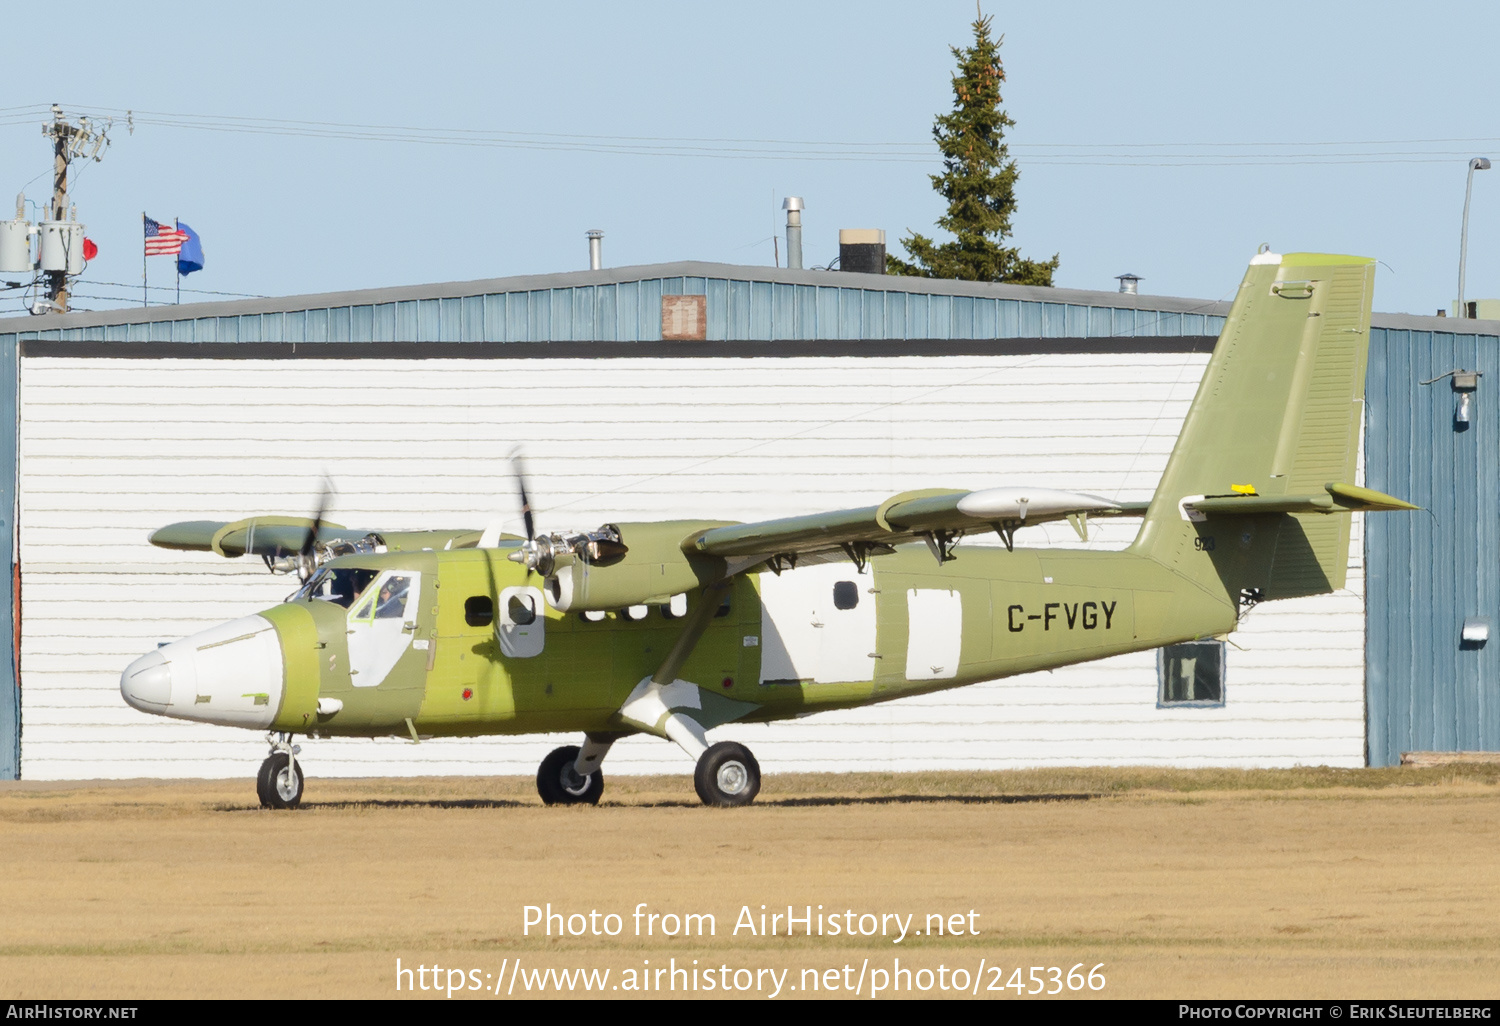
top-left (76, 279), bottom-right (268, 298)
top-left (0, 102), bottom-right (1483, 167)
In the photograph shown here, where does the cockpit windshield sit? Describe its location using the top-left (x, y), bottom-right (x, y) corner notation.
top-left (294, 566), bottom-right (380, 609)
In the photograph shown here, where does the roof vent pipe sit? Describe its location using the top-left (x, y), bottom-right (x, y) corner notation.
top-left (1116, 273), bottom-right (1142, 295)
top-left (587, 229), bottom-right (604, 271)
top-left (782, 197), bottom-right (803, 270)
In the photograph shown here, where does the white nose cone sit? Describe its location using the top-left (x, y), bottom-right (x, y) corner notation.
top-left (120, 615), bottom-right (285, 728)
top-left (121, 650), bottom-right (172, 711)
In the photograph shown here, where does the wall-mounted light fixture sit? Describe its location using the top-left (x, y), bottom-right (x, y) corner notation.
top-left (1420, 369), bottom-right (1483, 430)
top-left (1454, 371), bottom-right (1480, 425)
top-left (1462, 617), bottom-right (1490, 646)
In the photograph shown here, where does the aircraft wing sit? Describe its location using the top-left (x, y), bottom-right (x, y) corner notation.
top-left (149, 518), bottom-right (492, 559)
top-left (686, 487), bottom-right (1149, 566)
top-left (149, 518), bottom-right (368, 558)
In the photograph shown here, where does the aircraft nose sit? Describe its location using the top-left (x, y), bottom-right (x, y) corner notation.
top-left (120, 650), bottom-right (173, 711)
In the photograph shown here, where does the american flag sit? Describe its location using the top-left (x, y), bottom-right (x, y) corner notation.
top-left (144, 216), bottom-right (189, 256)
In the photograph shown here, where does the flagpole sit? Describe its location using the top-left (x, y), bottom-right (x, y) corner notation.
top-left (174, 218), bottom-right (180, 305)
top-left (141, 212), bottom-right (147, 308)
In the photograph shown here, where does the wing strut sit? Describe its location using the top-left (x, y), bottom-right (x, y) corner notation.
top-left (614, 577), bottom-right (738, 761)
top-left (651, 578), bottom-right (735, 688)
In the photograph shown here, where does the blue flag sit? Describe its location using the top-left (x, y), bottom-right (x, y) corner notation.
top-left (176, 221), bottom-right (204, 276)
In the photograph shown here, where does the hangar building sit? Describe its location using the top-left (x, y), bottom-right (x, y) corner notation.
top-left (0, 260), bottom-right (1493, 780)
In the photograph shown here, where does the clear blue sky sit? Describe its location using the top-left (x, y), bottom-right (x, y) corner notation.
top-left (3, 0), bottom-right (1497, 318)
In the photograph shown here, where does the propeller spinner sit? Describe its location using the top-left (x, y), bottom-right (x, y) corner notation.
top-left (503, 451), bottom-right (627, 577)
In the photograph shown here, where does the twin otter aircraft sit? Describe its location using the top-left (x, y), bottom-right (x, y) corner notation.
top-left (121, 251), bottom-right (1414, 808)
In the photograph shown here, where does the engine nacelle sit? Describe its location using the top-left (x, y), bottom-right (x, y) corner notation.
top-left (544, 520), bottom-right (730, 612)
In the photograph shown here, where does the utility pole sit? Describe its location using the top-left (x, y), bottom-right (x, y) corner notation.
top-left (43, 106), bottom-right (76, 312)
top-left (39, 105), bottom-right (112, 314)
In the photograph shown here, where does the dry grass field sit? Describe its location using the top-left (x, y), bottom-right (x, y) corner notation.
top-left (1, 765), bottom-right (1499, 1000)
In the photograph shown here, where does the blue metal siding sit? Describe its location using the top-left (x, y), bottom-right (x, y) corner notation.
top-left (595, 285), bottom-right (616, 342)
top-left (571, 287), bottom-right (593, 342)
top-left (705, 279), bottom-right (728, 341)
top-left (528, 291), bottom-right (549, 340)
top-left (0, 336), bottom-right (14, 778)
top-left (10, 281), bottom-right (1246, 348)
top-left (0, 274), bottom-right (1237, 349)
top-left (638, 279), bottom-right (661, 340)
top-left (728, 280), bottom-right (752, 340)
top-left (952, 296), bottom-right (974, 339)
top-left (331, 306), bottom-right (352, 343)
top-left (1366, 326), bottom-right (1500, 764)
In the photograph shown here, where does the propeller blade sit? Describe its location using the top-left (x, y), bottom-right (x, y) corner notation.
top-left (299, 476), bottom-right (336, 561)
top-left (509, 449), bottom-right (535, 543)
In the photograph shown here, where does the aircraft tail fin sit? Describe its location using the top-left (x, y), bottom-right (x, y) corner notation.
top-left (1130, 251), bottom-right (1407, 605)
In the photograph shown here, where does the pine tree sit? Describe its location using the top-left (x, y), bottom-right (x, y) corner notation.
top-left (887, 15), bottom-right (1058, 284)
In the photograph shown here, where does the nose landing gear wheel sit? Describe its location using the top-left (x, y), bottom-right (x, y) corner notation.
top-left (256, 752), bottom-right (304, 810)
top-left (694, 741), bottom-right (760, 807)
top-left (537, 745), bottom-right (604, 806)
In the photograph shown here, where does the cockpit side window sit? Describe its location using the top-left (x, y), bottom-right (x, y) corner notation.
top-left (346, 571), bottom-right (417, 624)
top-left (375, 576), bottom-right (413, 619)
top-left (297, 567), bottom-right (379, 609)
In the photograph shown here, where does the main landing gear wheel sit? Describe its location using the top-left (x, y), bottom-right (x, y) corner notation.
top-left (537, 745), bottom-right (604, 806)
top-left (694, 741), bottom-right (761, 807)
top-left (256, 752), bottom-right (304, 810)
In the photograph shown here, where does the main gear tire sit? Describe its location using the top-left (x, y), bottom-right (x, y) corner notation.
top-left (536, 745), bottom-right (604, 806)
top-left (693, 741), bottom-right (761, 807)
top-left (256, 752), bottom-right (304, 810)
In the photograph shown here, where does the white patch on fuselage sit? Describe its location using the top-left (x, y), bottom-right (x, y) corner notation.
top-left (497, 585), bottom-right (546, 658)
top-left (905, 589), bottom-right (962, 681)
top-left (758, 562), bottom-right (876, 685)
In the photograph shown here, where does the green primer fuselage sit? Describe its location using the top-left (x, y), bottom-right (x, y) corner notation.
top-left (260, 541), bottom-right (1234, 739)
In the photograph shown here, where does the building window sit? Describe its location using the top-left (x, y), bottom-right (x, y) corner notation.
top-left (1158, 640), bottom-right (1226, 707)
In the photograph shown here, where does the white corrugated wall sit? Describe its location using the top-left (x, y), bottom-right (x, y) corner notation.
top-left (17, 353), bottom-right (1366, 781)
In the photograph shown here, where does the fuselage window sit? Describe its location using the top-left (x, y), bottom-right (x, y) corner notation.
top-left (508, 593), bottom-right (538, 626)
top-left (832, 581), bottom-right (859, 610)
top-left (580, 610), bottom-right (607, 623)
top-left (465, 595), bottom-right (494, 628)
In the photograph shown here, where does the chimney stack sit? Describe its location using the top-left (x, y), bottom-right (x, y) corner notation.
top-left (839, 229), bottom-right (886, 275)
top-left (1115, 273), bottom-right (1142, 295)
top-left (782, 197), bottom-right (803, 270)
top-left (587, 229), bottom-right (604, 271)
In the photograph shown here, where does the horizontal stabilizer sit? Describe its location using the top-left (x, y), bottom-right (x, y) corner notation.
top-left (1182, 482), bottom-right (1417, 519)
